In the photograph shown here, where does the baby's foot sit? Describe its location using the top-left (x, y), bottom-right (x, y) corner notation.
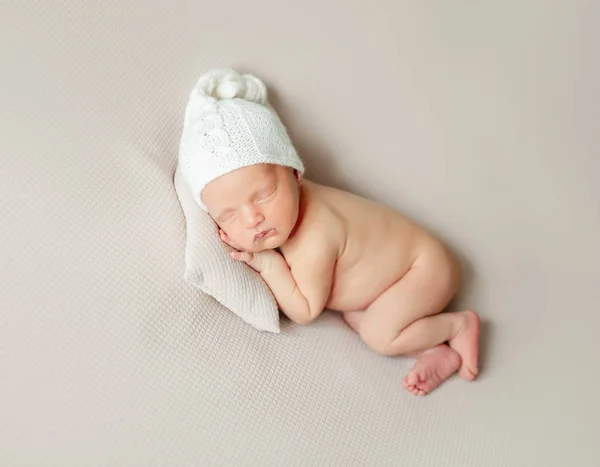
top-left (448, 310), bottom-right (481, 381)
top-left (403, 345), bottom-right (461, 396)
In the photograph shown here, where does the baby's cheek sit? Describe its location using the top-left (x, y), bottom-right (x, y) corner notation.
top-left (233, 231), bottom-right (253, 249)
top-left (284, 200), bottom-right (300, 226)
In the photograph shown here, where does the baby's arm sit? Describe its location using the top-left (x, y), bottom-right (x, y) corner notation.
top-left (265, 237), bottom-right (337, 325)
top-left (227, 234), bottom-right (337, 325)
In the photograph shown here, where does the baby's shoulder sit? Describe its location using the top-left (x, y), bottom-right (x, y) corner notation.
top-left (281, 183), bottom-right (345, 256)
top-left (303, 182), bottom-right (346, 234)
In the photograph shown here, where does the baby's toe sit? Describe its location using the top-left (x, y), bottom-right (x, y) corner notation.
top-left (405, 371), bottom-right (419, 386)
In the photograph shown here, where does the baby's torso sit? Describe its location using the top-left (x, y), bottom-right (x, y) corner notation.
top-left (281, 180), bottom-right (436, 312)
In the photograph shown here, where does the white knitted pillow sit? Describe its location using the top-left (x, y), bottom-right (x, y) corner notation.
top-left (173, 170), bottom-right (280, 333)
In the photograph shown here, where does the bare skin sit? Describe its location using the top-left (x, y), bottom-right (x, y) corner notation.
top-left (202, 164), bottom-right (481, 395)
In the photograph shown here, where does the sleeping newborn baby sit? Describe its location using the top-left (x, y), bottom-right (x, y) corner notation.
top-left (179, 68), bottom-right (480, 395)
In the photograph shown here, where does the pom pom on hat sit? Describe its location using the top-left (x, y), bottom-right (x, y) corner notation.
top-left (178, 68), bottom-right (304, 210)
top-left (190, 68), bottom-right (268, 105)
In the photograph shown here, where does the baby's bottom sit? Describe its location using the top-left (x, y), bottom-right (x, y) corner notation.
top-left (343, 242), bottom-right (480, 395)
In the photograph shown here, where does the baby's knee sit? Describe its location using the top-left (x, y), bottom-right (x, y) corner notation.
top-left (447, 248), bottom-right (463, 292)
top-left (426, 242), bottom-right (463, 300)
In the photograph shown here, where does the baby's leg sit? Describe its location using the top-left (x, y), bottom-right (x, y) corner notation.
top-left (345, 311), bottom-right (462, 395)
top-left (346, 243), bottom-right (480, 391)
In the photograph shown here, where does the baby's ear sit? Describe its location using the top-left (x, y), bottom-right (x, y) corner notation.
top-left (293, 169), bottom-right (303, 187)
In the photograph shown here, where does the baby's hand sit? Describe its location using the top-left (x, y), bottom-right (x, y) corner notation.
top-left (219, 229), bottom-right (278, 273)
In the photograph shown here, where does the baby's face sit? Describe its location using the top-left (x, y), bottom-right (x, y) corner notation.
top-left (202, 163), bottom-right (302, 252)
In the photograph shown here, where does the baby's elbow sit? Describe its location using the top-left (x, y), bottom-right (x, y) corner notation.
top-left (290, 305), bottom-right (322, 326)
top-left (290, 314), bottom-right (313, 326)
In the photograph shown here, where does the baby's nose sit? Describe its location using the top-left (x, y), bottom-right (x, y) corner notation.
top-left (243, 208), bottom-right (264, 228)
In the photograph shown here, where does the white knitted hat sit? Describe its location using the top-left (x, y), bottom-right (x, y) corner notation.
top-left (178, 68), bottom-right (305, 210)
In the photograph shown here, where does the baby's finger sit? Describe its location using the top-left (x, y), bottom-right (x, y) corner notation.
top-left (230, 250), bottom-right (252, 263)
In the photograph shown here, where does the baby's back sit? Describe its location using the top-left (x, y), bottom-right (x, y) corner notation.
top-left (284, 180), bottom-right (437, 312)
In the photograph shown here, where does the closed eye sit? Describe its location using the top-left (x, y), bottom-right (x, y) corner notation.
top-left (256, 187), bottom-right (276, 202)
top-left (218, 211), bottom-right (236, 223)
